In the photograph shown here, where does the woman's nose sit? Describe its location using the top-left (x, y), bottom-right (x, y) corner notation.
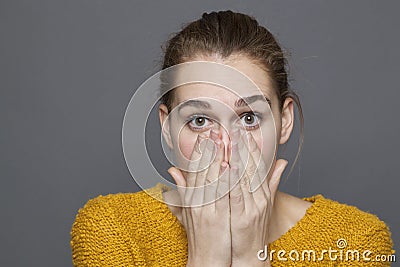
top-left (218, 127), bottom-right (231, 163)
top-left (211, 124), bottom-right (242, 163)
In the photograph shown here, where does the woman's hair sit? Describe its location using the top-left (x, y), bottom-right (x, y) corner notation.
top-left (160, 10), bottom-right (304, 180)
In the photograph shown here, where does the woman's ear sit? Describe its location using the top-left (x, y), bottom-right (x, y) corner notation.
top-left (279, 98), bottom-right (294, 145)
top-left (159, 103), bottom-right (174, 149)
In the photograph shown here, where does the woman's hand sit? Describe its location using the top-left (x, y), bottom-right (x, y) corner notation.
top-left (168, 129), bottom-right (232, 267)
top-left (229, 129), bottom-right (288, 266)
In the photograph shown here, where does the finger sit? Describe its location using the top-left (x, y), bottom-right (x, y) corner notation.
top-left (180, 133), bottom-right (217, 220)
top-left (269, 159), bottom-right (288, 206)
top-left (168, 166), bottom-right (186, 187)
top-left (204, 134), bottom-right (224, 204)
top-left (241, 131), bottom-right (269, 195)
top-left (238, 136), bottom-right (269, 208)
top-left (233, 134), bottom-right (255, 212)
top-left (229, 128), bottom-right (253, 212)
top-left (183, 134), bottom-right (207, 206)
top-left (229, 128), bottom-right (253, 194)
top-left (205, 141), bottom-right (224, 184)
top-left (229, 129), bottom-right (247, 208)
top-left (167, 166), bottom-right (187, 207)
top-left (194, 136), bottom-right (216, 187)
top-left (185, 134), bottom-right (207, 187)
top-left (228, 128), bottom-right (242, 169)
top-left (238, 132), bottom-right (257, 192)
top-left (215, 162), bottom-right (230, 211)
top-left (217, 161), bottom-right (230, 198)
top-left (191, 135), bottom-right (216, 206)
top-left (229, 165), bottom-right (245, 213)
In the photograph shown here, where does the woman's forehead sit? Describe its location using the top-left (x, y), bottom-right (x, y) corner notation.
top-left (175, 83), bottom-right (254, 99)
top-left (173, 83), bottom-right (273, 107)
top-left (170, 85), bottom-right (273, 120)
top-left (172, 55), bottom-right (276, 105)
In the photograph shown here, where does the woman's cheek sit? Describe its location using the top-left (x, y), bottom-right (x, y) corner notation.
top-left (173, 129), bottom-right (199, 170)
top-left (254, 131), bottom-right (276, 172)
top-left (179, 137), bottom-right (197, 160)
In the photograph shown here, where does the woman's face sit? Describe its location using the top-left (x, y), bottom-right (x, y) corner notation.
top-left (159, 54), bottom-right (294, 179)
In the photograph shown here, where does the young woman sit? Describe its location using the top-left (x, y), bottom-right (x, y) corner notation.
top-left (70, 10), bottom-right (394, 266)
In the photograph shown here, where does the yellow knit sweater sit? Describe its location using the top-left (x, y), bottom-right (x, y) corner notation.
top-left (70, 183), bottom-right (395, 266)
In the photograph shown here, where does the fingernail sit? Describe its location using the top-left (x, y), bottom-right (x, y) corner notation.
top-left (211, 128), bottom-right (220, 136)
top-left (220, 161), bottom-right (228, 173)
top-left (210, 131), bottom-right (220, 143)
top-left (194, 136), bottom-right (201, 153)
top-left (215, 138), bottom-right (222, 146)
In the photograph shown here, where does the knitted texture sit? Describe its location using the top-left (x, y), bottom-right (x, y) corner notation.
top-left (70, 183), bottom-right (395, 266)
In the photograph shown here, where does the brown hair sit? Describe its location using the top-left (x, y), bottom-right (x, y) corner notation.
top-left (160, 10), bottom-right (304, 180)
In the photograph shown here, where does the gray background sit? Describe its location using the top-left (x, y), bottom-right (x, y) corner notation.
top-left (1, 1), bottom-right (398, 266)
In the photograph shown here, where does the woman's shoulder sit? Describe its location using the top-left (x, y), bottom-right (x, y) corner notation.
top-left (303, 194), bottom-right (395, 254)
top-left (70, 183), bottom-right (178, 246)
top-left (275, 191), bottom-right (393, 238)
top-left (305, 194), bottom-right (391, 230)
top-left (70, 184), bottom-right (186, 265)
top-left (71, 183), bottom-right (171, 225)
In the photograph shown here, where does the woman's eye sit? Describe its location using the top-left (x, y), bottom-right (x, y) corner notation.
top-left (193, 117), bottom-right (206, 127)
top-left (240, 113), bottom-right (260, 129)
top-left (187, 113), bottom-right (260, 131)
top-left (187, 116), bottom-right (212, 131)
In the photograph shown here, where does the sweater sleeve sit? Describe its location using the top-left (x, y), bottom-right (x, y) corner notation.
top-left (70, 195), bottom-right (146, 267)
top-left (338, 220), bottom-right (395, 267)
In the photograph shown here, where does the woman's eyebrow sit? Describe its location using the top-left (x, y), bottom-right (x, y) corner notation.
top-left (235, 95), bottom-right (272, 108)
top-left (178, 99), bottom-right (211, 112)
top-left (177, 94), bottom-right (271, 112)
